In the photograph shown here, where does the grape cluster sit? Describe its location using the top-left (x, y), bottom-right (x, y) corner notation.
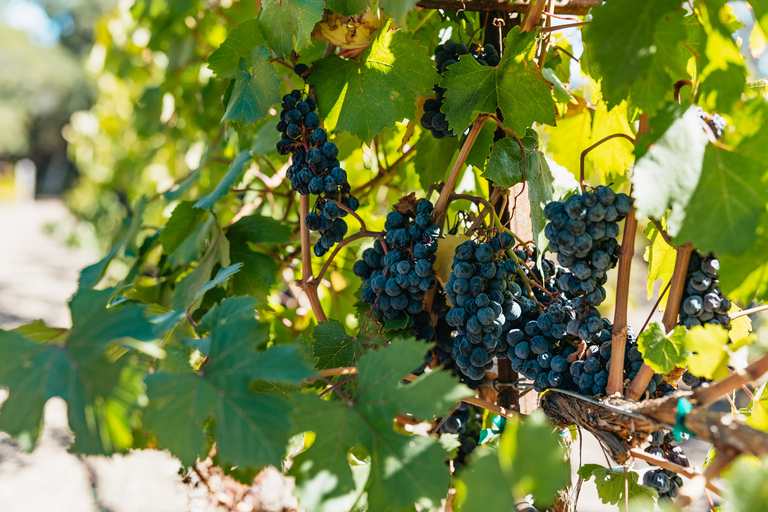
top-left (445, 233), bottom-right (526, 381)
top-left (679, 251), bottom-right (732, 388)
top-left (354, 199), bottom-right (440, 335)
top-left (421, 40), bottom-right (499, 139)
top-left (642, 430), bottom-right (688, 502)
top-left (678, 251), bottom-right (731, 330)
top-left (510, 312), bottom-right (660, 396)
top-left (276, 90), bottom-right (360, 257)
top-left (697, 107), bottom-right (727, 140)
top-left (436, 402), bottom-right (482, 471)
top-left (544, 186), bottom-right (633, 337)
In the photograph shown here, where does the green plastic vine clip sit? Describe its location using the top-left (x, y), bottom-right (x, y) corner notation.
top-left (673, 397), bottom-right (694, 441)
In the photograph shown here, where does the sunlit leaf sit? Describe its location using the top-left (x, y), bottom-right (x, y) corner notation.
top-left (309, 19), bottom-right (438, 143)
top-left (637, 323), bottom-right (688, 374)
top-left (440, 27), bottom-right (555, 136)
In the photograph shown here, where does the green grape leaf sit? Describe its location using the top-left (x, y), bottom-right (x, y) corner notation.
top-left (79, 196), bottom-right (147, 289)
top-left (718, 226), bottom-right (768, 303)
top-left (698, 1), bottom-right (747, 115)
top-left (226, 214), bottom-right (290, 299)
top-left (0, 288), bottom-right (156, 454)
top-left (309, 20), bottom-right (439, 143)
top-left (13, 320), bottom-right (68, 342)
top-left (673, 143), bottom-right (768, 256)
top-left (740, 382), bottom-right (768, 432)
top-left (172, 225), bottom-right (230, 311)
top-left (542, 67), bottom-right (572, 105)
top-left (168, 215), bottom-right (214, 269)
top-left (222, 50), bottom-right (281, 126)
top-left (326, 0), bottom-right (371, 16)
top-left (581, 0), bottom-right (687, 113)
top-left (380, 0), bottom-right (418, 26)
top-left (685, 324), bottom-right (730, 379)
top-left (144, 296), bottom-right (314, 468)
top-left (383, 314), bottom-right (409, 332)
top-left (160, 201), bottom-right (208, 254)
top-left (632, 105), bottom-right (709, 232)
top-left (498, 410), bottom-right (569, 504)
top-left (644, 221), bottom-right (676, 311)
top-left (227, 214), bottom-right (294, 244)
top-left (526, 144), bottom-right (578, 251)
top-left (229, 249), bottom-right (279, 300)
top-left (457, 410), bottom-right (569, 511)
top-left (577, 464), bottom-right (657, 511)
top-left (635, 101), bottom-right (768, 256)
top-left (465, 120), bottom-right (497, 171)
top-left (412, 132), bottom-right (460, 190)
top-left (310, 314), bottom-right (386, 370)
top-left (724, 455), bottom-right (768, 512)
top-left (258, 0), bottom-right (324, 57)
top-left (192, 263), bottom-right (243, 306)
top-left (207, 19), bottom-right (264, 77)
top-left (290, 339), bottom-right (473, 512)
top-left (455, 449), bottom-right (512, 512)
top-left (195, 150), bottom-right (253, 210)
top-left (250, 118), bottom-right (283, 156)
top-left (440, 27), bottom-right (556, 136)
top-left (483, 130), bottom-right (541, 189)
top-left (637, 323), bottom-right (688, 374)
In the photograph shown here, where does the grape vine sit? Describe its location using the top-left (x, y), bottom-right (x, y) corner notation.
top-left (2, 2), bottom-right (768, 512)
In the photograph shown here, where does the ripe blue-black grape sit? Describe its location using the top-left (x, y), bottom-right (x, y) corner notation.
top-left (641, 429), bottom-right (688, 500)
top-left (436, 403), bottom-right (484, 472)
top-left (678, 251), bottom-right (731, 334)
top-left (676, 251), bottom-right (731, 388)
top-left (276, 89), bottom-right (359, 256)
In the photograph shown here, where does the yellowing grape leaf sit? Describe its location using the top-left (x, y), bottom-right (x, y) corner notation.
top-left (728, 303), bottom-right (753, 344)
top-left (644, 221), bottom-right (676, 311)
top-left (685, 324), bottom-right (730, 379)
top-left (739, 382), bottom-right (768, 432)
top-left (434, 234), bottom-right (470, 287)
top-left (545, 107), bottom-right (592, 180)
top-left (589, 101), bottom-right (635, 181)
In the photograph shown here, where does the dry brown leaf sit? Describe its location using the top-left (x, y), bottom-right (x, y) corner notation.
top-left (311, 10), bottom-right (384, 59)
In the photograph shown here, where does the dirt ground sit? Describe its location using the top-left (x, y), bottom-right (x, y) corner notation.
top-left (0, 199), bottom-right (716, 511)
